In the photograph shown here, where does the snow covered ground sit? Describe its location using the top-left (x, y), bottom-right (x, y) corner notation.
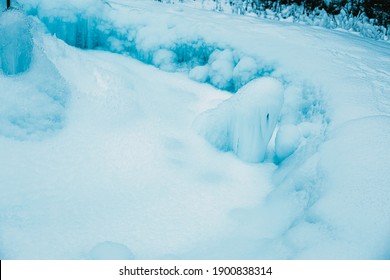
top-left (0, 0), bottom-right (389, 259)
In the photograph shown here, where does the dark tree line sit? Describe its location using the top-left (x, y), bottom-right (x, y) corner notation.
top-left (156, 0), bottom-right (388, 27)
top-left (228, 0), bottom-right (389, 26)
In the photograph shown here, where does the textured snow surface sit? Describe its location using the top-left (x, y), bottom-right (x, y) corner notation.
top-left (0, 0), bottom-right (389, 259)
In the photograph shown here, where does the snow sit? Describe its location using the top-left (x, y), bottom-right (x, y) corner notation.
top-left (0, 0), bottom-right (389, 260)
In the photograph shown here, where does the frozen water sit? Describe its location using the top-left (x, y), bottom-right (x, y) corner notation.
top-left (189, 65), bottom-right (209, 83)
top-left (196, 77), bottom-right (284, 163)
top-left (0, 10), bottom-right (33, 75)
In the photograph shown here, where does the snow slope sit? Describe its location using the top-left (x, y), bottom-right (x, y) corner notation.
top-left (0, 0), bottom-right (389, 259)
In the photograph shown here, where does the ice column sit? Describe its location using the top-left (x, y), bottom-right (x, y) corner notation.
top-left (196, 77), bottom-right (284, 163)
top-left (0, 9), bottom-right (33, 75)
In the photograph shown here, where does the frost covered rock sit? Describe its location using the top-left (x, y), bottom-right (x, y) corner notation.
top-left (208, 49), bottom-right (235, 90)
top-left (152, 49), bottom-right (177, 72)
top-left (275, 124), bottom-right (301, 161)
top-left (233, 56), bottom-right (258, 91)
top-left (89, 241), bottom-right (135, 260)
top-left (0, 10), bottom-right (33, 75)
top-left (189, 65), bottom-right (209, 83)
top-left (196, 77), bottom-right (284, 163)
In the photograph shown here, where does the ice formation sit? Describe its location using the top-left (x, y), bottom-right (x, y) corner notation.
top-left (16, 0), bottom-right (274, 93)
top-left (40, 16), bottom-right (99, 49)
top-left (0, 9), bottom-right (33, 75)
top-left (196, 77), bottom-right (284, 163)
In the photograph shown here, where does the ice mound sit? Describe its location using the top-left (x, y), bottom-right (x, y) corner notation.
top-left (0, 9), bottom-right (33, 75)
top-left (196, 77), bottom-right (284, 163)
top-left (275, 124), bottom-right (301, 162)
top-left (89, 241), bottom-right (135, 260)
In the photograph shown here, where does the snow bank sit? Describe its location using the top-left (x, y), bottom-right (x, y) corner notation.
top-left (196, 77), bottom-right (284, 163)
top-left (278, 116), bottom-right (390, 259)
top-left (0, 10), bottom-right (33, 75)
top-left (308, 116), bottom-right (390, 259)
top-left (0, 40), bottom-right (274, 259)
